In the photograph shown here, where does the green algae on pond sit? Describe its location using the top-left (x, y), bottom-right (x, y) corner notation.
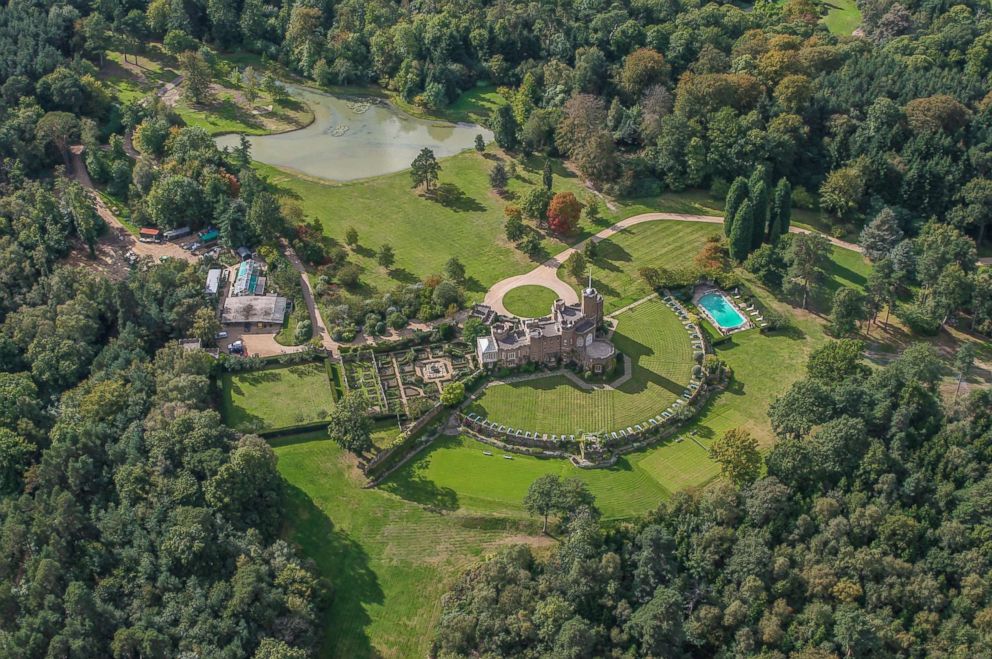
top-left (215, 85), bottom-right (492, 181)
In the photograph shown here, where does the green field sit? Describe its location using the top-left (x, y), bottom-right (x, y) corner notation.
top-left (268, 233), bottom-right (871, 657)
top-left (258, 152), bottom-right (593, 298)
top-left (221, 362), bottom-right (335, 431)
top-left (382, 434), bottom-right (717, 519)
top-left (826, 244), bottom-right (871, 293)
top-left (822, 0), bottom-right (862, 34)
top-left (502, 285), bottom-right (559, 317)
top-left (468, 297), bottom-right (695, 433)
top-left (272, 425), bottom-right (718, 656)
top-left (273, 434), bottom-right (544, 658)
top-left (564, 220), bottom-right (724, 312)
top-left (100, 48), bottom-right (313, 137)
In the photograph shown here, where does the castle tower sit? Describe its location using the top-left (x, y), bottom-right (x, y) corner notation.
top-left (581, 272), bottom-right (604, 325)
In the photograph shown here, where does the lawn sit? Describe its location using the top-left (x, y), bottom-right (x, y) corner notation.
top-left (100, 47), bottom-right (313, 137)
top-left (221, 362), bottom-right (336, 431)
top-left (825, 244), bottom-right (871, 294)
top-left (822, 0), bottom-right (862, 34)
top-left (502, 285), bottom-right (560, 317)
top-left (257, 151), bottom-right (592, 298)
top-left (272, 433), bottom-right (545, 658)
top-left (382, 433), bottom-right (704, 519)
top-left (393, 84), bottom-right (508, 125)
top-left (561, 220), bottom-right (724, 313)
top-left (467, 297), bottom-right (695, 434)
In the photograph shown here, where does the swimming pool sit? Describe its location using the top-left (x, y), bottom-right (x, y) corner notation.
top-left (697, 291), bottom-right (747, 330)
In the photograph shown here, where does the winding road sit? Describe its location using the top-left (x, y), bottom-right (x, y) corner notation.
top-left (482, 212), bottom-right (864, 316)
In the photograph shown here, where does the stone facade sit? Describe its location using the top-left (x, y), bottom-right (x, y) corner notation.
top-left (475, 281), bottom-right (616, 373)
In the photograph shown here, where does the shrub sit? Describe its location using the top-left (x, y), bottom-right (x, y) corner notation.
top-left (440, 382), bottom-right (466, 406)
top-left (895, 302), bottom-right (942, 335)
top-left (294, 319), bottom-right (312, 342)
top-left (792, 185), bottom-right (816, 209)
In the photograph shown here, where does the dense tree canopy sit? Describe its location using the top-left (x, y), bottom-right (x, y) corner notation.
top-left (435, 346), bottom-right (992, 658)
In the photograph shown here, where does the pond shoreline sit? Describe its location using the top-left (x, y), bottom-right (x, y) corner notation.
top-left (216, 83), bottom-right (492, 182)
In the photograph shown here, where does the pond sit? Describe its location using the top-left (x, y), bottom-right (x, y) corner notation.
top-left (215, 84), bottom-right (492, 181)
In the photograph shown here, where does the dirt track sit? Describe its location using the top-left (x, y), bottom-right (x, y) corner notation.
top-left (68, 145), bottom-right (196, 264)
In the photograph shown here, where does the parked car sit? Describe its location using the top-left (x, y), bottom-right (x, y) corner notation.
top-left (215, 331), bottom-right (228, 340)
top-left (227, 340), bottom-right (244, 354)
top-left (187, 241), bottom-right (201, 252)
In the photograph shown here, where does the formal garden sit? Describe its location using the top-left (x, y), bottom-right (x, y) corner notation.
top-left (464, 296), bottom-right (701, 438)
top-left (340, 342), bottom-right (479, 417)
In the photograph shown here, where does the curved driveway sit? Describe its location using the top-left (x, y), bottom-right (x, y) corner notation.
top-left (483, 212), bottom-right (872, 316)
top-left (484, 213), bottom-right (721, 315)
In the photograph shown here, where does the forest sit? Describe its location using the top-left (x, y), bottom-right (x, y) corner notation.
top-left (1, 0), bottom-right (991, 655)
top-left (434, 345), bottom-right (992, 657)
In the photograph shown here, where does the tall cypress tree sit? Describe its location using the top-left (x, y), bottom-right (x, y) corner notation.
top-left (724, 177), bottom-right (748, 238)
top-left (749, 169), bottom-right (769, 250)
top-left (729, 199), bottom-right (754, 262)
top-left (772, 178), bottom-right (792, 240)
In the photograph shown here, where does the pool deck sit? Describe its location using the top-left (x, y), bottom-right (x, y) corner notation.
top-left (692, 286), bottom-right (753, 334)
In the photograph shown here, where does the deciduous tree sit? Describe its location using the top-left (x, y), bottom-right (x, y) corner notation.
top-left (327, 392), bottom-right (372, 454)
top-left (547, 192), bottom-right (582, 234)
top-left (710, 428), bottom-right (761, 488)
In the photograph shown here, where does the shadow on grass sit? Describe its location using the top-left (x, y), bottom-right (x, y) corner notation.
top-left (282, 483), bottom-right (383, 659)
top-left (388, 267), bottom-right (419, 284)
top-left (464, 276), bottom-right (487, 294)
top-left (379, 450), bottom-right (460, 512)
top-left (423, 183), bottom-right (486, 212)
top-left (352, 244), bottom-right (376, 259)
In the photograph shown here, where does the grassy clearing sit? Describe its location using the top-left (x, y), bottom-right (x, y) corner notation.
top-left (258, 151), bottom-right (592, 298)
top-left (221, 362), bottom-right (335, 431)
top-left (502, 285), bottom-right (560, 317)
top-left (825, 245), bottom-right (871, 294)
top-left (392, 84), bottom-right (508, 125)
top-left (822, 0), bottom-right (862, 34)
top-left (382, 434), bottom-right (684, 519)
top-left (100, 47), bottom-right (313, 137)
top-left (563, 221), bottom-right (724, 313)
top-left (468, 297), bottom-right (695, 433)
top-left (272, 434), bottom-right (545, 658)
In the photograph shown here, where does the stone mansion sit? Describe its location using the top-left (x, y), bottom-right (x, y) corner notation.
top-left (475, 280), bottom-right (616, 373)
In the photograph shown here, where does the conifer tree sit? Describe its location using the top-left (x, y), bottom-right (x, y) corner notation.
top-left (724, 177), bottom-right (748, 238)
top-left (729, 199), bottom-right (754, 261)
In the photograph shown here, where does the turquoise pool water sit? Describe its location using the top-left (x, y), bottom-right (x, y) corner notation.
top-left (698, 292), bottom-right (747, 330)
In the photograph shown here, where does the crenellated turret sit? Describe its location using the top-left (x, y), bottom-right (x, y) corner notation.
top-left (581, 273), bottom-right (604, 325)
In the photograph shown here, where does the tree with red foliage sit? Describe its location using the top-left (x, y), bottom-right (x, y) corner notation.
top-left (546, 192), bottom-right (582, 234)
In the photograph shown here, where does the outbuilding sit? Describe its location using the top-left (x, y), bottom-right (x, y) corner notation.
top-left (205, 268), bottom-right (223, 295)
